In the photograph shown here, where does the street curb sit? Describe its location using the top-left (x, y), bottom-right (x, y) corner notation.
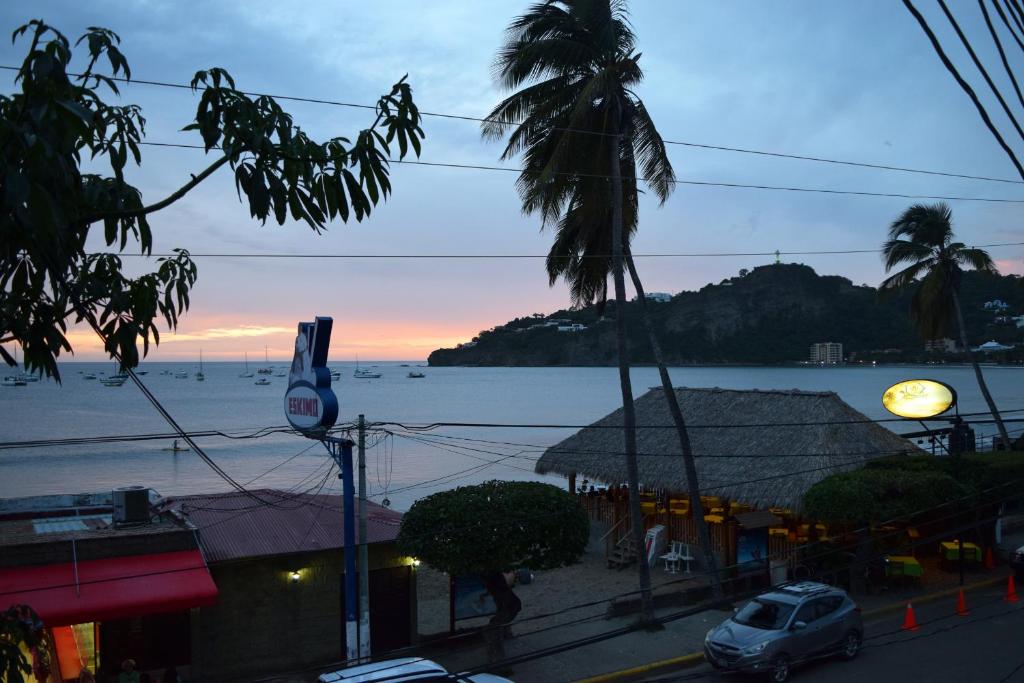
top-left (573, 652), bottom-right (705, 683)
top-left (859, 573), bottom-right (1007, 619)
top-left (572, 573), bottom-right (1009, 683)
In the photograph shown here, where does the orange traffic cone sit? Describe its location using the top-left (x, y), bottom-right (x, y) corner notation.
top-left (902, 602), bottom-right (920, 631)
top-left (984, 547), bottom-right (996, 570)
top-left (955, 588), bottom-right (970, 616)
top-left (1006, 576), bottom-right (1020, 604)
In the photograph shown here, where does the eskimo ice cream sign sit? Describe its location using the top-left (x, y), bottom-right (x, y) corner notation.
top-left (284, 317), bottom-right (339, 434)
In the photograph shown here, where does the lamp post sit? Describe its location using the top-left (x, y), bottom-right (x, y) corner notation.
top-left (283, 317), bottom-right (365, 661)
top-left (882, 379), bottom-right (966, 585)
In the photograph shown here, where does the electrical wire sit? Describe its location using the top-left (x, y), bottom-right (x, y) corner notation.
top-left (3, 64), bottom-right (1021, 186)
top-left (104, 240), bottom-right (1024, 260)
top-left (130, 138), bottom-right (1024, 204)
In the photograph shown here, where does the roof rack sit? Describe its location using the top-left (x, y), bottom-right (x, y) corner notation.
top-left (773, 581), bottom-right (834, 597)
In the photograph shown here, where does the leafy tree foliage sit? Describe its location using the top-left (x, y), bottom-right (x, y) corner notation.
top-left (1, 605), bottom-right (49, 683)
top-left (396, 480), bottom-right (589, 577)
top-left (803, 452), bottom-right (1024, 526)
top-left (1, 20), bottom-right (423, 380)
top-left (803, 467), bottom-right (967, 526)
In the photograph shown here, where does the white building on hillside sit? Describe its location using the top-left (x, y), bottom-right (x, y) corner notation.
top-left (809, 342), bottom-right (843, 364)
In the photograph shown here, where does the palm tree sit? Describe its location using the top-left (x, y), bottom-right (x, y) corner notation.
top-left (881, 202), bottom-right (1009, 447)
top-left (482, 0), bottom-right (721, 619)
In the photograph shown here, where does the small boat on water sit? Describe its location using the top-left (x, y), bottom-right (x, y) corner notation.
top-left (257, 346), bottom-right (273, 375)
top-left (174, 371), bottom-right (188, 379)
top-left (163, 439), bottom-right (190, 453)
top-left (2, 376), bottom-right (26, 387)
top-left (136, 370), bottom-right (148, 376)
top-left (255, 378), bottom-right (271, 386)
top-left (239, 352), bottom-right (254, 378)
top-left (353, 355), bottom-right (381, 379)
top-left (407, 371), bottom-right (425, 379)
top-left (196, 350), bottom-right (205, 382)
top-left (100, 377), bottom-right (126, 387)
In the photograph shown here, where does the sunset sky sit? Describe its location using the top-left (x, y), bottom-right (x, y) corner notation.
top-left (2, 1), bottom-right (1022, 362)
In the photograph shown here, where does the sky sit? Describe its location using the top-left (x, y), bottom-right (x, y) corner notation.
top-left (2, 0), bottom-right (1023, 361)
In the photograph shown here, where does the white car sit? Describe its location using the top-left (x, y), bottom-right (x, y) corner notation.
top-left (317, 657), bottom-right (513, 683)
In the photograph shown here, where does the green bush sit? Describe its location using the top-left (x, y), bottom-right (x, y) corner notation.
top-left (396, 480), bottom-right (589, 576)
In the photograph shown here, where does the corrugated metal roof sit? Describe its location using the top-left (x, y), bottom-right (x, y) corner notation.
top-left (161, 489), bottom-right (403, 564)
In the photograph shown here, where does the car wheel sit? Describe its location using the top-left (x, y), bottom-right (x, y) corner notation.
top-left (841, 630), bottom-right (861, 660)
top-left (768, 655), bottom-right (791, 683)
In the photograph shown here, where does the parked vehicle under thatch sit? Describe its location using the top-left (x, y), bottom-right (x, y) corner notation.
top-left (535, 387), bottom-right (923, 512)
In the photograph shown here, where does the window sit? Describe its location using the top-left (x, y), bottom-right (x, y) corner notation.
top-left (815, 596), bottom-right (843, 620)
top-left (733, 599), bottom-right (796, 630)
top-left (794, 601), bottom-right (818, 624)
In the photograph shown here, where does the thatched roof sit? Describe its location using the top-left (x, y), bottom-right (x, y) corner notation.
top-left (535, 387), bottom-right (922, 512)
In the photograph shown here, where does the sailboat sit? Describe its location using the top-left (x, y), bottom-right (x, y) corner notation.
top-left (257, 346), bottom-right (273, 375)
top-left (9, 344), bottom-right (37, 383)
top-left (239, 352), bottom-right (254, 378)
top-left (353, 354), bottom-right (381, 379)
top-left (196, 350), bottom-right (205, 381)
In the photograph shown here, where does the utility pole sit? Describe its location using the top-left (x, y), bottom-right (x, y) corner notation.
top-left (950, 416), bottom-right (965, 586)
top-left (324, 436), bottom-right (358, 662)
top-left (357, 414), bottom-right (371, 661)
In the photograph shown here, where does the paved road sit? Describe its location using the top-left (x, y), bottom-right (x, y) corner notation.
top-left (655, 586), bottom-right (1024, 683)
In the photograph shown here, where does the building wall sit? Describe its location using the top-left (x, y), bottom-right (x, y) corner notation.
top-left (808, 342), bottom-right (843, 363)
top-left (192, 544), bottom-right (414, 681)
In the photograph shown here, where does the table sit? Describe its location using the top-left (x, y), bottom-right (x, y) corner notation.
top-left (886, 555), bottom-right (924, 578)
top-left (940, 541), bottom-right (982, 562)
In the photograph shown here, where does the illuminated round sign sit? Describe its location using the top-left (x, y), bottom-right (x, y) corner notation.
top-left (881, 379), bottom-right (957, 419)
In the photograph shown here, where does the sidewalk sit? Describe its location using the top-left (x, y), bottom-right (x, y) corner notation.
top-left (420, 524), bottom-right (1024, 683)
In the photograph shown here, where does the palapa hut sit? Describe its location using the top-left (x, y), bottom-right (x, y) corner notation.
top-left (537, 387), bottom-right (921, 511)
top-left (536, 387), bottom-right (923, 571)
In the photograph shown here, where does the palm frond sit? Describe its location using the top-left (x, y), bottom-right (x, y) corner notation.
top-left (882, 238), bottom-right (935, 272)
top-left (887, 202), bottom-right (953, 248)
top-left (955, 246), bottom-right (999, 273)
top-left (629, 95), bottom-right (674, 203)
top-left (879, 258), bottom-right (935, 293)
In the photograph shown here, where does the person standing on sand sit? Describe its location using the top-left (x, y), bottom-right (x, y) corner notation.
top-left (482, 570), bottom-right (522, 667)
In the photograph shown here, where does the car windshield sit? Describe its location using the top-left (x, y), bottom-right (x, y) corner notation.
top-left (733, 598), bottom-right (795, 630)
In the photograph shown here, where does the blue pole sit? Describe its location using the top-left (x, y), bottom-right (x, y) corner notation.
top-left (340, 440), bottom-right (358, 662)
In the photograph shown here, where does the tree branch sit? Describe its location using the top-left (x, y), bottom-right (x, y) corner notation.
top-left (85, 154), bottom-right (230, 223)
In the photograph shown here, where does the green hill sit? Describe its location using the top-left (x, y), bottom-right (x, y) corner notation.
top-left (427, 263), bottom-right (1024, 366)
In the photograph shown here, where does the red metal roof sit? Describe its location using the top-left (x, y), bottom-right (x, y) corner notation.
top-left (161, 489), bottom-right (403, 563)
top-left (0, 550), bottom-right (217, 626)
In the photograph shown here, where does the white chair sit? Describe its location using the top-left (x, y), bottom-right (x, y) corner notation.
top-left (677, 543), bottom-right (695, 574)
top-left (660, 541), bottom-right (683, 573)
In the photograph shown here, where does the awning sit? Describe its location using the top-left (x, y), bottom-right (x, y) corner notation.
top-left (0, 550), bottom-right (218, 626)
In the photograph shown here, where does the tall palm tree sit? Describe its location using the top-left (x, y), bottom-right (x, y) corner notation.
top-left (483, 0), bottom-right (721, 619)
top-left (881, 202), bottom-right (1009, 447)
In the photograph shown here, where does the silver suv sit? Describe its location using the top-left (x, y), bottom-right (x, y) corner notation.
top-left (704, 582), bottom-right (863, 682)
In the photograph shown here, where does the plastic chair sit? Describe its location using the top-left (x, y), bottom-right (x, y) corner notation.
top-left (660, 541), bottom-right (682, 573)
top-left (677, 543), bottom-right (695, 573)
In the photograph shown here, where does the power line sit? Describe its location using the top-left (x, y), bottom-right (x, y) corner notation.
top-left (3, 64), bottom-right (1021, 186)
top-left (105, 240), bottom-right (1024, 260)
top-left (133, 138), bottom-right (1024, 203)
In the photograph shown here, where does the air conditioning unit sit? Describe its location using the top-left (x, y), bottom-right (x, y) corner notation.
top-left (113, 486), bottom-right (150, 525)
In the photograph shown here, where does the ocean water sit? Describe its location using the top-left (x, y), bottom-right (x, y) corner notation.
top-left (1, 362), bottom-right (1022, 510)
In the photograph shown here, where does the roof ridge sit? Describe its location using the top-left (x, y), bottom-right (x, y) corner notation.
top-left (656, 386), bottom-right (838, 397)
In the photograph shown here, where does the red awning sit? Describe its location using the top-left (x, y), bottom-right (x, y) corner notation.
top-left (0, 550), bottom-right (217, 626)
